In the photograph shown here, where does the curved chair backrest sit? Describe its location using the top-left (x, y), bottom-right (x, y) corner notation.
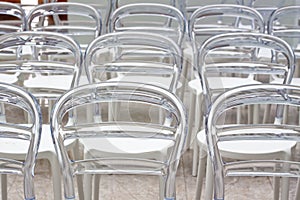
top-left (268, 6), bottom-right (300, 77)
top-left (50, 81), bottom-right (187, 199)
top-left (84, 31), bottom-right (182, 93)
top-left (0, 2), bottom-right (26, 34)
top-left (0, 82), bottom-right (41, 199)
top-left (27, 2), bottom-right (102, 50)
top-left (113, 0), bottom-right (182, 9)
top-left (247, 0), bottom-right (297, 23)
top-left (182, 0), bottom-right (243, 18)
top-left (68, 0), bottom-right (112, 34)
top-left (108, 3), bottom-right (186, 46)
top-left (189, 4), bottom-right (265, 56)
top-left (268, 6), bottom-right (300, 52)
top-left (197, 32), bottom-right (295, 110)
top-left (0, 31), bottom-right (82, 106)
top-left (205, 83), bottom-right (300, 199)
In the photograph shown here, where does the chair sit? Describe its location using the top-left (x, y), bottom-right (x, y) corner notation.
top-left (195, 32), bottom-right (296, 200)
top-left (0, 82), bottom-right (42, 200)
top-left (108, 3), bottom-right (186, 99)
top-left (0, 31), bottom-right (82, 200)
top-left (181, 0), bottom-right (243, 19)
top-left (0, 2), bottom-right (26, 35)
top-left (27, 2), bottom-right (102, 51)
top-left (205, 83), bottom-right (300, 200)
top-left (84, 31), bottom-right (182, 93)
top-left (50, 81), bottom-right (187, 200)
top-left (246, 0), bottom-right (298, 24)
top-left (108, 3), bottom-right (186, 47)
top-left (67, 0), bottom-right (112, 34)
top-left (268, 6), bottom-right (300, 83)
top-left (186, 4), bottom-right (265, 175)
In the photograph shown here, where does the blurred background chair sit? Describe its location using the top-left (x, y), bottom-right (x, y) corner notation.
top-left (27, 2), bottom-right (102, 52)
top-left (181, 0), bottom-right (244, 19)
top-left (108, 3), bottom-right (186, 99)
top-left (246, 0), bottom-right (299, 26)
top-left (0, 31), bottom-right (82, 200)
top-left (205, 84), bottom-right (300, 200)
top-left (268, 5), bottom-right (300, 85)
top-left (68, 0), bottom-right (111, 34)
top-left (195, 32), bottom-right (296, 200)
top-left (186, 4), bottom-right (265, 175)
top-left (108, 3), bottom-right (186, 47)
top-left (0, 1), bottom-right (26, 35)
top-left (0, 82), bottom-right (42, 200)
top-left (50, 82), bottom-right (187, 200)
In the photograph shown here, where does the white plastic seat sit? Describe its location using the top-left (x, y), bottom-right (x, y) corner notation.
top-left (50, 82), bottom-right (187, 200)
top-left (194, 32), bottom-right (296, 200)
top-left (0, 31), bottom-right (82, 200)
top-left (0, 82), bottom-right (42, 200)
top-left (205, 84), bottom-right (300, 200)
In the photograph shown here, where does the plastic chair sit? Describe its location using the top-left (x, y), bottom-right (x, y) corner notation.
top-left (0, 2), bottom-right (26, 35)
top-left (0, 82), bottom-right (42, 200)
top-left (67, 0), bottom-right (111, 34)
top-left (246, 0), bottom-right (298, 24)
top-left (50, 81), bottom-right (187, 200)
top-left (268, 6), bottom-right (300, 83)
top-left (27, 2), bottom-right (102, 51)
top-left (181, 0), bottom-right (244, 19)
top-left (186, 4), bottom-right (265, 175)
top-left (0, 31), bottom-right (82, 200)
top-left (195, 32), bottom-right (296, 200)
top-left (205, 83), bottom-right (300, 200)
top-left (108, 3), bottom-right (186, 99)
top-left (108, 3), bottom-right (186, 47)
top-left (84, 31), bottom-right (182, 93)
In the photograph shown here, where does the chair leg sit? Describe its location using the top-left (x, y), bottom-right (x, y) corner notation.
top-left (93, 175), bottom-right (100, 200)
top-left (192, 142), bottom-right (199, 177)
top-left (161, 172), bottom-right (177, 200)
top-left (48, 153), bottom-right (62, 200)
top-left (186, 90), bottom-right (196, 150)
top-left (195, 147), bottom-right (207, 200)
top-left (295, 178), bottom-right (300, 200)
top-left (204, 156), bottom-right (213, 200)
top-left (83, 174), bottom-right (92, 200)
top-left (280, 152), bottom-right (292, 200)
top-left (1, 174), bottom-right (7, 200)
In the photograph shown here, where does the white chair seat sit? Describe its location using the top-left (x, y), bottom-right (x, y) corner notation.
top-left (83, 138), bottom-right (174, 160)
top-left (197, 129), bottom-right (297, 158)
top-left (23, 75), bottom-right (73, 91)
top-left (189, 76), bottom-right (260, 94)
top-left (109, 74), bottom-right (182, 91)
top-left (272, 77), bottom-right (300, 85)
top-left (0, 74), bottom-right (19, 84)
